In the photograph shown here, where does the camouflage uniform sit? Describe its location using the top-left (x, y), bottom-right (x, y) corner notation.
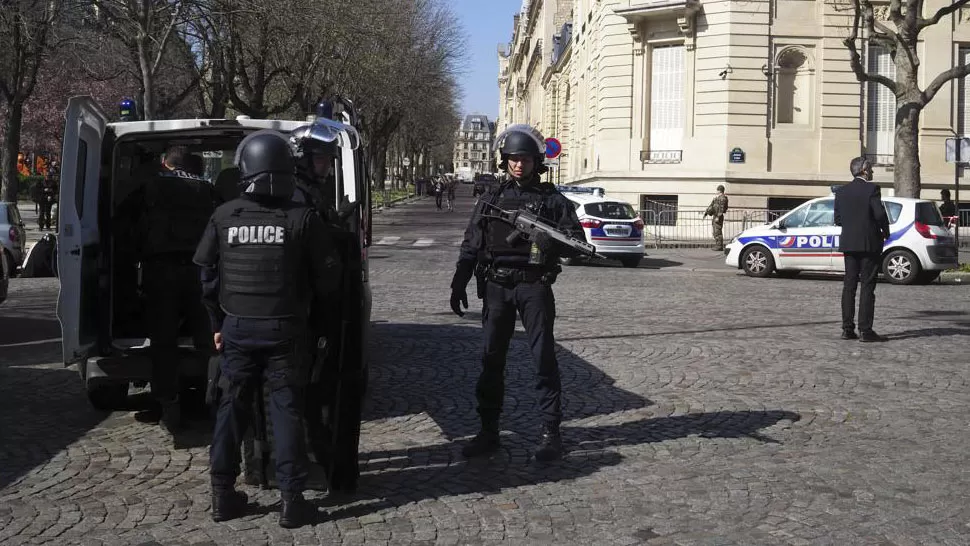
top-left (704, 192), bottom-right (729, 250)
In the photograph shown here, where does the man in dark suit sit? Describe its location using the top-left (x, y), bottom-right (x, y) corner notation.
top-left (834, 157), bottom-right (890, 342)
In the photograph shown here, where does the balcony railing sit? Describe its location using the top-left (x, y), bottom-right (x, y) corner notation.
top-left (641, 149), bottom-right (683, 164)
top-left (865, 153), bottom-right (894, 166)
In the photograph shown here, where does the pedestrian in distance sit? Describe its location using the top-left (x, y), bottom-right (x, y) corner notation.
top-left (449, 123), bottom-right (584, 462)
top-left (703, 185), bottom-right (729, 251)
top-left (194, 130), bottom-right (344, 528)
top-left (939, 189), bottom-right (957, 228)
top-left (834, 156), bottom-right (890, 343)
top-left (446, 177), bottom-right (456, 212)
top-left (434, 178), bottom-right (444, 210)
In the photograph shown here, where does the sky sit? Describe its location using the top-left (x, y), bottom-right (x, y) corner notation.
top-left (454, 0), bottom-right (524, 121)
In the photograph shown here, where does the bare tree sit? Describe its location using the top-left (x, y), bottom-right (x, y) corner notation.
top-left (843, 0), bottom-right (970, 197)
top-left (0, 0), bottom-right (61, 201)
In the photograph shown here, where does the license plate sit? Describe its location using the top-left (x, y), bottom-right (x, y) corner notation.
top-left (604, 225), bottom-right (631, 236)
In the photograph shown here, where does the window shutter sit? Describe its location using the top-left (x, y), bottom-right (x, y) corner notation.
top-left (959, 47), bottom-right (970, 137)
top-left (865, 46), bottom-right (896, 158)
top-left (650, 45), bottom-right (685, 152)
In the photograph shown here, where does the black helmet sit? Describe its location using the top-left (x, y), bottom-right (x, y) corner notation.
top-left (494, 124), bottom-right (548, 176)
top-left (234, 130), bottom-right (295, 198)
top-left (289, 124), bottom-right (339, 158)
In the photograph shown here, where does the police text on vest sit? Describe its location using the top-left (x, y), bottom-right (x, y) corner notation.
top-left (227, 225), bottom-right (285, 244)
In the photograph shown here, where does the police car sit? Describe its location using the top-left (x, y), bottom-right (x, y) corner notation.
top-left (724, 193), bottom-right (958, 284)
top-left (56, 96), bottom-right (373, 411)
top-left (558, 186), bottom-right (645, 268)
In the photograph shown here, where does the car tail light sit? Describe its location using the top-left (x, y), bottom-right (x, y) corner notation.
top-left (8, 227), bottom-right (17, 243)
top-left (914, 221), bottom-right (937, 239)
top-left (580, 218), bottom-right (601, 229)
top-left (633, 218), bottom-right (644, 230)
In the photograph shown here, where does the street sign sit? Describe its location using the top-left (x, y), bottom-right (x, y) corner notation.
top-left (729, 147), bottom-right (745, 164)
top-left (402, 157), bottom-right (411, 167)
top-left (543, 157), bottom-right (560, 168)
top-left (545, 137), bottom-right (562, 159)
top-left (945, 137), bottom-right (970, 163)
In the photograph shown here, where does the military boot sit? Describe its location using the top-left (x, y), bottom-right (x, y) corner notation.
top-left (211, 488), bottom-right (248, 522)
top-left (534, 423), bottom-right (563, 462)
top-left (461, 419), bottom-right (501, 458)
top-left (279, 491), bottom-right (317, 529)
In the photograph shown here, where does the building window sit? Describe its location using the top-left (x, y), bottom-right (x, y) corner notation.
top-left (775, 47), bottom-right (812, 126)
top-left (640, 194), bottom-right (678, 226)
top-left (463, 152), bottom-right (469, 159)
top-left (865, 45), bottom-right (896, 165)
top-left (647, 45), bottom-right (685, 163)
top-left (958, 46), bottom-right (970, 137)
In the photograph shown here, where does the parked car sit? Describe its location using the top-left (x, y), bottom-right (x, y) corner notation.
top-left (724, 194), bottom-right (958, 285)
top-left (559, 188), bottom-right (644, 268)
top-left (0, 201), bottom-right (27, 277)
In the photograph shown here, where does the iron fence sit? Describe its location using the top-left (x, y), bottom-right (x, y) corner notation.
top-left (638, 207), bottom-right (970, 249)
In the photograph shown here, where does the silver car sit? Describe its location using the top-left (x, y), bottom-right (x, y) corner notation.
top-left (0, 201), bottom-right (26, 276)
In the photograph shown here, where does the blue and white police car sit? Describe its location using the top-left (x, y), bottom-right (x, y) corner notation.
top-left (724, 194), bottom-right (958, 284)
top-left (558, 186), bottom-right (645, 268)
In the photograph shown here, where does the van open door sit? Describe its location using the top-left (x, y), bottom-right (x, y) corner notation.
top-left (56, 97), bottom-right (108, 365)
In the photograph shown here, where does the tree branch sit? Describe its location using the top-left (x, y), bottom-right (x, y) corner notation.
top-left (923, 62), bottom-right (970, 104)
top-left (842, 0), bottom-right (899, 94)
top-left (150, 0), bottom-right (183, 76)
top-left (919, 0), bottom-right (970, 31)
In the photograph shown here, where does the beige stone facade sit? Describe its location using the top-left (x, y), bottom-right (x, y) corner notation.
top-left (453, 114), bottom-right (497, 177)
top-left (498, 0), bottom-right (970, 213)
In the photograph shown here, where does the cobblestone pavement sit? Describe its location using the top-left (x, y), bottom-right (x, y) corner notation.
top-left (2, 194), bottom-right (970, 545)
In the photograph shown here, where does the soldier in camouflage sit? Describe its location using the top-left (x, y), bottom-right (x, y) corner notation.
top-left (703, 185), bottom-right (729, 251)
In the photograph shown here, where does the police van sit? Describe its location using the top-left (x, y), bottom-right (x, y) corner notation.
top-left (56, 96), bottom-right (373, 416)
top-left (724, 193), bottom-right (958, 284)
top-left (557, 186), bottom-right (645, 268)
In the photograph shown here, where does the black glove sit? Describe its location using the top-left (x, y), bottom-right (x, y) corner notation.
top-left (450, 289), bottom-right (468, 317)
top-left (337, 195), bottom-right (358, 221)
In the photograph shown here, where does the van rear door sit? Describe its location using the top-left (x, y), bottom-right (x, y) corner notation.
top-left (56, 97), bottom-right (108, 365)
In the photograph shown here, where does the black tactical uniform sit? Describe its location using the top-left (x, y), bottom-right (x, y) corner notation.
top-left (450, 124), bottom-right (583, 462)
top-left (130, 147), bottom-right (217, 431)
top-left (194, 130), bottom-right (342, 529)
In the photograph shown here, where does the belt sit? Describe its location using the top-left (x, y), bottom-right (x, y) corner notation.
top-left (487, 266), bottom-right (550, 284)
top-left (143, 253), bottom-right (196, 266)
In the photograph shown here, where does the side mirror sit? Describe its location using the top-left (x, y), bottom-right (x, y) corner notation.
top-left (775, 219), bottom-right (786, 230)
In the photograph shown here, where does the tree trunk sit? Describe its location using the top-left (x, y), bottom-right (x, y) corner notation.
top-left (893, 100), bottom-right (923, 198)
top-left (137, 35), bottom-right (156, 120)
top-left (2, 103), bottom-right (25, 202)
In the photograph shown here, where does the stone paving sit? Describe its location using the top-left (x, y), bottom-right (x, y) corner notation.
top-left (2, 194), bottom-right (970, 545)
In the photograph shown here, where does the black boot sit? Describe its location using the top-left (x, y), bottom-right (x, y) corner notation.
top-left (461, 416), bottom-right (501, 458)
top-left (211, 488), bottom-right (248, 522)
top-left (279, 491), bottom-right (317, 529)
top-left (159, 398), bottom-right (182, 434)
top-left (534, 423), bottom-right (563, 462)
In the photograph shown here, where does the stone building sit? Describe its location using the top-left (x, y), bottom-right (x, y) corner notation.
top-left (498, 0), bottom-right (970, 214)
top-left (453, 114), bottom-right (497, 177)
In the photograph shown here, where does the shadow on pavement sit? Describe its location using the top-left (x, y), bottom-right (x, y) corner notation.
top-left (579, 257), bottom-right (684, 269)
top-left (0, 362), bottom-right (108, 489)
top-left (0, 315), bottom-right (61, 345)
top-left (365, 322), bottom-right (653, 439)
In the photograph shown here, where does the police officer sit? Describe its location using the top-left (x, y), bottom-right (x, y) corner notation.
top-left (128, 145), bottom-right (216, 431)
top-left (449, 124), bottom-right (583, 462)
top-left (194, 130), bottom-right (343, 528)
top-left (289, 123), bottom-right (356, 225)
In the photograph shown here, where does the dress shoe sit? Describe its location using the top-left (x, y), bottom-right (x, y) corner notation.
top-left (841, 330), bottom-right (858, 340)
top-left (211, 489), bottom-right (248, 522)
top-left (461, 430), bottom-right (501, 458)
top-left (860, 331), bottom-right (888, 343)
top-left (534, 424), bottom-right (563, 462)
top-left (279, 492), bottom-right (317, 529)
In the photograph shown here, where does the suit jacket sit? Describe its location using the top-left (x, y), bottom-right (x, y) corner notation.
top-left (834, 177), bottom-right (890, 253)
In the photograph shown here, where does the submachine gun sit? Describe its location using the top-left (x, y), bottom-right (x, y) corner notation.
top-left (481, 202), bottom-right (607, 260)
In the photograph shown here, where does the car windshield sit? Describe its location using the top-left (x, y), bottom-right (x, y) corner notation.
top-left (584, 202), bottom-right (637, 220)
top-left (916, 201), bottom-right (944, 226)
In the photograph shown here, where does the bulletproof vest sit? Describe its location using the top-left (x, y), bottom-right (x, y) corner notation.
top-left (214, 199), bottom-right (311, 319)
top-left (485, 182), bottom-right (549, 259)
top-left (143, 170), bottom-right (215, 256)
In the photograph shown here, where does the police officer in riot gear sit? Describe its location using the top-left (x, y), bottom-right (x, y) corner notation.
top-left (449, 124), bottom-right (583, 462)
top-left (126, 145), bottom-right (217, 432)
top-left (194, 130), bottom-right (343, 528)
top-left (290, 123), bottom-right (356, 224)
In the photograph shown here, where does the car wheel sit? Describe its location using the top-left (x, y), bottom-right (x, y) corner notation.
top-left (86, 379), bottom-right (130, 411)
top-left (776, 270), bottom-right (799, 278)
top-left (882, 249), bottom-right (921, 285)
top-left (741, 245), bottom-right (775, 277)
top-left (620, 256), bottom-right (642, 268)
top-left (915, 271), bottom-right (941, 284)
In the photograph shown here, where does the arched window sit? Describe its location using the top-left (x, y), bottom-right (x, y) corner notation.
top-left (775, 47), bottom-right (813, 126)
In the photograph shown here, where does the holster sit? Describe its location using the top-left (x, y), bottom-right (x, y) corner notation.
top-left (474, 263), bottom-right (488, 299)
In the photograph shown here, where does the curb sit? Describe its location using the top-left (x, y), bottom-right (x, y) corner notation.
top-left (372, 194), bottom-right (422, 213)
top-left (939, 271), bottom-right (970, 285)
